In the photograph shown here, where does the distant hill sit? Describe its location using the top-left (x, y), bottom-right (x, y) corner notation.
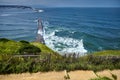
top-left (0, 5), bottom-right (32, 9)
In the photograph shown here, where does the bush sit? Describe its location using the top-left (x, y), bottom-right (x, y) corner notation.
top-left (18, 44), bottom-right (41, 55)
top-left (0, 38), bottom-right (10, 42)
top-left (19, 40), bottom-right (29, 44)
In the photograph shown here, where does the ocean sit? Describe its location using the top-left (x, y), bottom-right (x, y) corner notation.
top-left (0, 5), bottom-right (120, 55)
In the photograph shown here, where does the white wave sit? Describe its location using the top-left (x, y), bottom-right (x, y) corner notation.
top-left (33, 8), bottom-right (44, 13)
top-left (38, 9), bottom-right (44, 12)
top-left (0, 14), bottom-right (12, 16)
top-left (41, 21), bottom-right (87, 55)
top-left (44, 31), bottom-right (87, 55)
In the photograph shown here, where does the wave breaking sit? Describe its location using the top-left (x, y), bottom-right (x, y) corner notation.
top-left (42, 21), bottom-right (87, 55)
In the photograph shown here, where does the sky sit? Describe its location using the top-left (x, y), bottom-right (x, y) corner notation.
top-left (0, 0), bottom-right (120, 7)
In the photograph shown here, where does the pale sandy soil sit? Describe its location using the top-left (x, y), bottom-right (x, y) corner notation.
top-left (0, 70), bottom-right (120, 80)
top-left (96, 70), bottom-right (120, 80)
top-left (69, 70), bottom-right (97, 80)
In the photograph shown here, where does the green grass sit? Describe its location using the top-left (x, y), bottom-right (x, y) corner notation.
top-left (0, 38), bottom-right (60, 61)
top-left (31, 42), bottom-right (60, 58)
top-left (0, 38), bottom-right (120, 74)
top-left (93, 50), bottom-right (120, 56)
top-left (0, 40), bottom-right (22, 54)
top-left (0, 38), bottom-right (56, 55)
top-left (31, 42), bottom-right (55, 54)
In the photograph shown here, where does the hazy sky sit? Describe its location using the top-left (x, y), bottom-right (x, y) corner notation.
top-left (0, 0), bottom-right (120, 7)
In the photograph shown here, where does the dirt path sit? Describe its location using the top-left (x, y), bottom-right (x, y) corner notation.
top-left (0, 70), bottom-right (120, 80)
top-left (96, 70), bottom-right (120, 80)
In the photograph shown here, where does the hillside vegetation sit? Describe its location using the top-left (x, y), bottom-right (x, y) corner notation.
top-left (0, 38), bottom-right (56, 55)
top-left (0, 38), bottom-right (120, 74)
top-left (93, 50), bottom-right (120, 56)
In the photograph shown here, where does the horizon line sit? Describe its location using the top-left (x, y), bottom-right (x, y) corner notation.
top-left (0, 4), bottom-right (120, 8)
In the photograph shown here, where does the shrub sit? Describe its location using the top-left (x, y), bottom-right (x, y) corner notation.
top-left (52, 63), bottom-right (66, 71)
top-left (19, 40), bottom-right (29, 44)
top-left (0, 38), bottom-right (10, 42)
top-left (18, 44), bottom-right (41, 55)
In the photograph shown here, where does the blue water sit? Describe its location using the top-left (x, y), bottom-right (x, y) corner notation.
top-left (0, 6), bottom-right (120, 54)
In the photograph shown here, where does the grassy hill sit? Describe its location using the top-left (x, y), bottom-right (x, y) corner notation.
top-left (0, 38), bottom-right (120, 74)
top-left (0, 38), bottom-right (56, 55)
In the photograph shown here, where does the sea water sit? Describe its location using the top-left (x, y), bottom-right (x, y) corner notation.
top-left (0, 6), bottom-right (120, 55)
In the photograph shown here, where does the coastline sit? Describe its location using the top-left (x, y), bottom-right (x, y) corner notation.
top-left (0, 5), bottom-right (120, 80)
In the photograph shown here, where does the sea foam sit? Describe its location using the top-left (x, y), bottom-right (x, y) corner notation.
top-left (42, 21), bottom-right (87, 55)
top-left (38, 9), bottom-right (44, 13)
top-left (32, 8), bottom-right (44, 13)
